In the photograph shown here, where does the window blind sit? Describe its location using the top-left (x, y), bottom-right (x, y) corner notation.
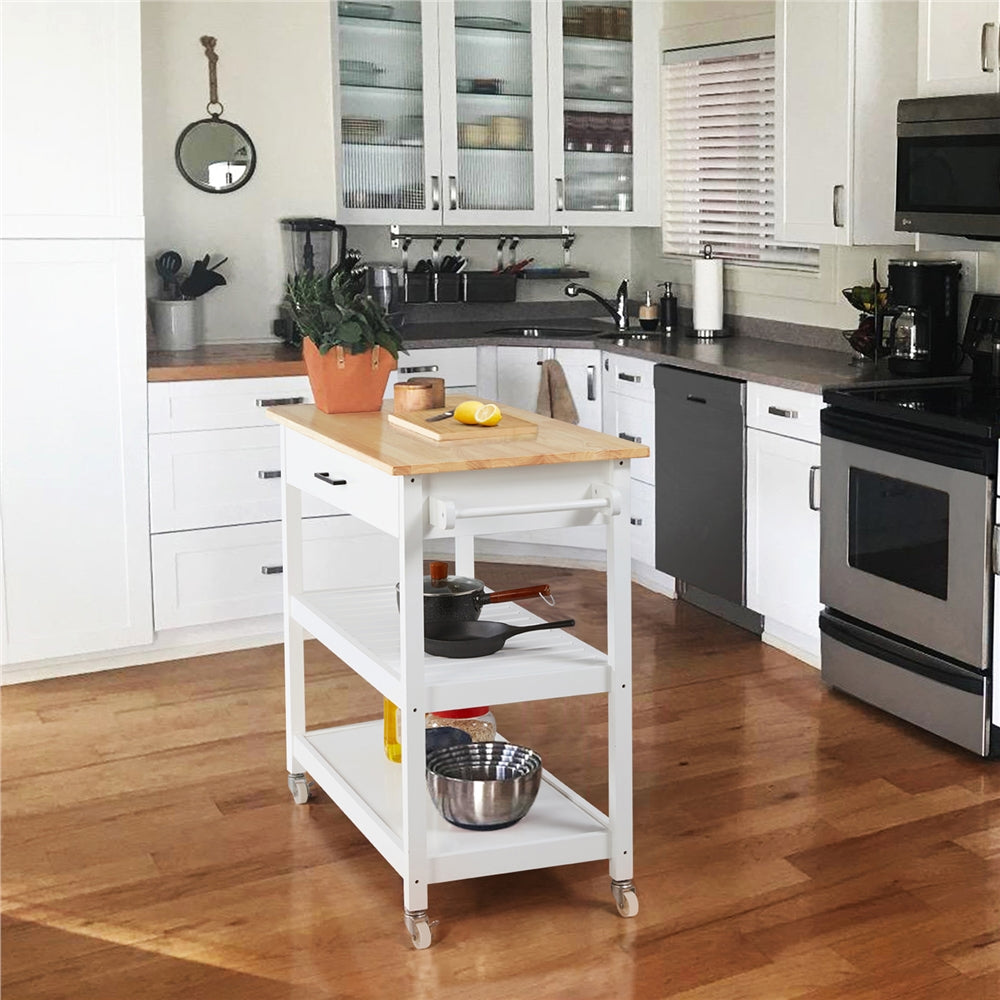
top-left (661, 39), bottom-right (818, 269)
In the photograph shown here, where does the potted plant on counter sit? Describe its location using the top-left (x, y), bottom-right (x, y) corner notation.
top-left (284, 262), bottom-right (403, 413)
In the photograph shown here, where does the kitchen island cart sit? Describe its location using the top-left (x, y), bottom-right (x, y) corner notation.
top-left (268, 398), bottom-right (646, 947)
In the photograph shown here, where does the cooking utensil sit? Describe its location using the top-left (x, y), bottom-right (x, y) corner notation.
top-left (397, 562), bottom-right (553, 623)
top-left (155, 250), bottom-right (182, 299)
top-left (179, 254), bottom-right (228, 299)
top-left (425, 742), bottom-right (541, 830)
top-left (424, 618), bottom-right (575, 658)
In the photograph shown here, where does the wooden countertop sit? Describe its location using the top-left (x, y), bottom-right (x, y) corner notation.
top-left (267, 396), bottom-right (649, 476)
top-left (148, 342), bottom-right (305, 381)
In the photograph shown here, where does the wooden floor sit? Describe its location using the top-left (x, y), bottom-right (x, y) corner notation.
top-left (3, 563), bottom-right (999, 1000)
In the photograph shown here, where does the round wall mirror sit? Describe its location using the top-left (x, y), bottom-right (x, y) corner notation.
top-left (175, 117), bottom-right (256, 194)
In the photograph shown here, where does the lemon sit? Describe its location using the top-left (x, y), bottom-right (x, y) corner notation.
top-left (474, 403), bottom-right (502, 426)
top-left (453, 400), bottom-right (484, 424)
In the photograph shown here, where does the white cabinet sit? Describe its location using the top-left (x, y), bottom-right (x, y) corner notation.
top-left (0, 1), bottom-right (150, 667)
top-left (745, 383), bottom-right (822, 664)
top-left (148, 376), bottom-right (399, 630)
top-left (332, 0), bottom-right (660, 226)
top-left (390, 346), bottom-right (478, 395)
top-left (918, 0), bottom-right (1000, 96)
top-left (1, 240), bottom-right (152, 663)
top-left (0, 1), bottom-right (143, 239)
top-left (776, 0), bottom-right (918, 246)
top-left (495, 346), bottom-right (601, 430)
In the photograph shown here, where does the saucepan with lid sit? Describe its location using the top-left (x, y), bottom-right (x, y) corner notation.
top-left (397, 561), bottom-right (554, 624)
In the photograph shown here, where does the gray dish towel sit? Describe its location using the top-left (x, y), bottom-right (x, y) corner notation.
top-left (536, 359), bottom-right (580, 424)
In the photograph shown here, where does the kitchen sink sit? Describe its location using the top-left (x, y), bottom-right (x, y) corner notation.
top-left (487, 327), bottom-right (603, 339)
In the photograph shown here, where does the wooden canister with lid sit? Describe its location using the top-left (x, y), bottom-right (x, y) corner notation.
top-left (393, 376), bottom-right (445, 412)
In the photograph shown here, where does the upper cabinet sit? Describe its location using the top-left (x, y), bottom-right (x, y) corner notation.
top-left (918, 0), bottom-right (1000, 96)
top-left (776, 0), bottom-right (918, 246)
top-left (0, 0), bottom-right (144, 238)
top-left (331, 0), bottom-right (660, 226)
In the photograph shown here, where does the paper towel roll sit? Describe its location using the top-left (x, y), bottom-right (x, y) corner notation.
top-left (692, 256), bottom-right (724, 334)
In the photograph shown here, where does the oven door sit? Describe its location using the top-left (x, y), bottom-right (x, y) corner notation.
top-left (821, 424), bottom-right (993, 671)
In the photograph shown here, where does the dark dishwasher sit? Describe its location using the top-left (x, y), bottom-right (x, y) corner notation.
top-left (654, 365), bottom-right (762, 632)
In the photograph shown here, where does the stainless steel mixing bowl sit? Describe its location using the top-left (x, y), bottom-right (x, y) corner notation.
top-left (425, 742), bottom-right (542, 830)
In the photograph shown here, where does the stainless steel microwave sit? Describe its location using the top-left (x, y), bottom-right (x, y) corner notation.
top-left (896, 93), bottom-right (1000, 240)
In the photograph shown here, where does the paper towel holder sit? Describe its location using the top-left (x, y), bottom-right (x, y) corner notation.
top-left (689, 243), bottom-right (731, 340)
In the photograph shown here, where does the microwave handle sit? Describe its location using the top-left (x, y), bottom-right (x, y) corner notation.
top-left (982, 22), bottom-right (996, 73)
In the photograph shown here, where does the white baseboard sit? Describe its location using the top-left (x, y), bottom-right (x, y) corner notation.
top-left (761, 625), bottom-right (821, 669)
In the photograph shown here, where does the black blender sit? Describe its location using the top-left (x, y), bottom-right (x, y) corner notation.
top-left (886, 259), bottom-right (962, 376)
top-left (280, 218), bottom-right (346, 275)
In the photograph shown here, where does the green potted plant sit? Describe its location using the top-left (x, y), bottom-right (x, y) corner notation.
top-left (283, 264), bottom-right (404, 413)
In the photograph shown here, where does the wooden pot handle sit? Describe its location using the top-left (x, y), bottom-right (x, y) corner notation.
top-left (484, 584), bottom-right (552, 604)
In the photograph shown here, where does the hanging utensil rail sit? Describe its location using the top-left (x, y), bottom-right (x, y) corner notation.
top-left (390, 225), bottom-right (576, 272)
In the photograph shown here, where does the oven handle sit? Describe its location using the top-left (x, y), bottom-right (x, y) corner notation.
top-left (819, 610), bottom-right (986, 694)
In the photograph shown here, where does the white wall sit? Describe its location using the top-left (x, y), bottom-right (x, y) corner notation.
top-left (142, 1), bottom-right (337, 342)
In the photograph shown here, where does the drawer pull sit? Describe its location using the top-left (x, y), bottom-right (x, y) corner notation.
top-left (398, 365), bottom-right (439, 374)
top-left (767, 405), bottom-right (798, 419)
top-left (314, 472), bottom-right (348, 486)
top-left (630, 516), bottom-right (643, 526)
top-left (618, 432), bottom-right (642, 443)
top-left (258, 469), bottom-right (281, 480)
top-left (587, 365), bottom-right (596, 401)
top-left (686, 394), bottom-right (707, 404)
top-left (261, 565), bottom-right (283, 575)
top-left (618, 372), bottom-right (641, 383)
top-left (256, 396), bottom-right (304, 407)
top-left (809, 465), bottom-right (821, 511)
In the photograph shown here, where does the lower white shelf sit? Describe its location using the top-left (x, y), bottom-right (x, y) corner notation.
top-left (295, 720), bottom-right (611, 885)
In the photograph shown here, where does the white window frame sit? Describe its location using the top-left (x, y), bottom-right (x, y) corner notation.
top-left (661, 36), bottom-right (819, 272)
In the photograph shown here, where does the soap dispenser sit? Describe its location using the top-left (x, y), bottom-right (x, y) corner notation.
top-left (638, 290), bottom-right (659, 331)
top-left (658, 281), bottom-right (677, 333)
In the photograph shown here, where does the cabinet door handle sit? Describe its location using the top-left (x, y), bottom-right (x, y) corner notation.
top-left (314, 472), bottom-right (347, 486)
top-left (767, 405), bottom-right (798, 419)
top-left (398, 364), bottom-right (439, 374)
top-left (686, 394), bottom-right (707, 404)
top-left (431, 174), bottom-right (440, 211)
top-left (587, 365), bottom-right (596, 401)
top-left (258, 469), bottom-right (281, 480)
top-left (809, 465), bottom-right (821, 511)
top-left (630, 516), bottom-right (643, 526)
top-left (260, 564), bottom-right (283, 575)
top-left (555, 177), bottom-right (565, 212)
top-left (448, 175), bottom-right (458, 211)
top-left (618, 431), bottom-right (642, 443)
top-left (983, 22), bottom-right (996, 72)
top-left (618, 372), bottom-right (641, 383)
top-left (832, 184), bottom-right (845, 228)
top-left (257, 396), bottom-right (304, 407)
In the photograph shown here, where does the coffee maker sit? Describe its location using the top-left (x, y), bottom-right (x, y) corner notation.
top-left (886, 259), bottom-right (962, 376)
top-left (962, 293), bottom-right (1000, 391)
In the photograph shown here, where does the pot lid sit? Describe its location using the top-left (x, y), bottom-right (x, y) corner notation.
top-left (423, 560), bottom-right (483, 598)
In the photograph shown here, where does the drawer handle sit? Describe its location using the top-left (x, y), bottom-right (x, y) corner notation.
top-left (630, 516), bottom-right (643, 526)
top-left (314, 472), bottom-right (348, 486)
top-left (398, 365), bottom-right (439, 374)
top-left (257, 396), bottom-right (304, 407)
top-left (809, 465), bottom-right (821, 511)
top-left (767, 405), bottom-right (798, 419)
top-left (618, 432), bottom-right (642, 443)
top-left (258, 469), bottom-right (281, 480)
top-left (618, 372), bottom-right (641, 383)
top-left (983, 22), bottom-right (996, 72)
top-left (261, 565), bottom-right (283, 575)
top-left (686, 394), bottom-right (707, 404)
top-left (587, 365), bottom-right (596, 401)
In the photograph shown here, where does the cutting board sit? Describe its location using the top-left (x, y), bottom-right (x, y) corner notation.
top-left (387, 407), bottom-right (539, 442)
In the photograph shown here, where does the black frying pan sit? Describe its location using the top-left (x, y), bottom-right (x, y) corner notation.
top-left (424, 618), bottom-right (575, 658)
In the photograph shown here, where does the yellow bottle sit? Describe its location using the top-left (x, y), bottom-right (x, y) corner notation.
top-left (383, 699), bottom-right (402, 763)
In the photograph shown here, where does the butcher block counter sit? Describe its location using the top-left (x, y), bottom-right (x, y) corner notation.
top-left (270, 397), bottom-right (644, 945)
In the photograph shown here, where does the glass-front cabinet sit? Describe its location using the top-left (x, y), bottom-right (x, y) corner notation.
top-left (331, 0), bottom-right (658, 225)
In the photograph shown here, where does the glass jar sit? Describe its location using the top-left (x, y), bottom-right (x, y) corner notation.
top-left (426, 707), bottom-right (496, 742)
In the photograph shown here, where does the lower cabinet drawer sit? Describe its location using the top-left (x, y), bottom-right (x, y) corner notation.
top-left (390, 347), bottom-right (477, 390)
top-left (151, 516), bottom-right (398, 630)
top-left (629, 479), bottom-right (655, 566)
top-left (149, 426), bottom-right (329, 533)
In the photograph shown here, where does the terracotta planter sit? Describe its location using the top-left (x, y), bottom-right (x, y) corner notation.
top-left (302, 339), bottom-right (397, 414)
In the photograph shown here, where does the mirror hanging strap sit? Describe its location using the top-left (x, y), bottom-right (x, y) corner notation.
top-left (200, 35), bottom-right (224, 118)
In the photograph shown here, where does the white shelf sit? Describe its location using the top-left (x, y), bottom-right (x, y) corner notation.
top-left (292, 584), bottom-right (609, 711)
top-left (296, 720), bottom-right (610, 884)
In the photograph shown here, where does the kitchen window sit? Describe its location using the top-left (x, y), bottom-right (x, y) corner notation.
top-left (661, 37), bottom-right (818, 269)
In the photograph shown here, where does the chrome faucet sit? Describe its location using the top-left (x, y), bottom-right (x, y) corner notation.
top-left (564, 280), bottom-right (630, 331)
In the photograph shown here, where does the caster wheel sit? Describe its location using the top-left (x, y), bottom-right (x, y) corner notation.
top-left (403, 909), bottom-right (435, 950)
top-left (611, 880), bottom-right (639, 918)
top-left (287, 773), bottom-right (311, 805)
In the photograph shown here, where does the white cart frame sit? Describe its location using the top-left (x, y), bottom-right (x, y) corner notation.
top-left (275, 415), bottom-right (638, 947)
